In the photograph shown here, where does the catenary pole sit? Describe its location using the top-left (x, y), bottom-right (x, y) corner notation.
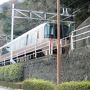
top-left (10, 0), bottom-right (15, 63)
top-left (57, 0), bottom-right (61, 84)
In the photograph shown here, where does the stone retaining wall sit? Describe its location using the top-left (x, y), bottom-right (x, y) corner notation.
top-left (24, 46), bottom-right (90, 82)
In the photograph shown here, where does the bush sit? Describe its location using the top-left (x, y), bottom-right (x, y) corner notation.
top-left (0, 67), bottom-right (4, 80)
top-left (0, 63), bottom-right (24, 81)
top-left (23, 79), bottom-right (55, 90)
top-left (57, 81), bottom-right (90, 90)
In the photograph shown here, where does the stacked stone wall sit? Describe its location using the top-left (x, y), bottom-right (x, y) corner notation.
top-left (24, 46), bottom-right (90, 82)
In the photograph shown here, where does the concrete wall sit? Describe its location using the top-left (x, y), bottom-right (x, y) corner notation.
top-left (24, 46), bottom-right (90, 82)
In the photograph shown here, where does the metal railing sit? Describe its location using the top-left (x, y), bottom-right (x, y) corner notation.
top-left (0, 37), bottom-right (71, 64)
top-left (71, 24), bottom-right (90, 50)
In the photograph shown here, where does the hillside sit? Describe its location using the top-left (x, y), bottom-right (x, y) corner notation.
top-left (0, 0), bottom-right (89, 37)
top-left (0, 20), bottom-right (4, 35)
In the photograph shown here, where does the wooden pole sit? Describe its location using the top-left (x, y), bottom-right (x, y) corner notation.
top-left (57, 0), bottom-right (61, 84)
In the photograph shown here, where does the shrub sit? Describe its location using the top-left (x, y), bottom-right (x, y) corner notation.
top-left (8, 64), bottom-right (24, 81)
top-left (23, 79), bottom-right (55, 90)
top-left (57, 81), bottom-right (90, 90)
top-left (0, 63), bottom-right (24, 81)
top-left (0, 67), bottom-right (4, 80)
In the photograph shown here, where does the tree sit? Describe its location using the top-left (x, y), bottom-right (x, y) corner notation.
top-left (0, 0), bottom-right (90, 37)
top-left (62, 0), bottom-right (90, 27)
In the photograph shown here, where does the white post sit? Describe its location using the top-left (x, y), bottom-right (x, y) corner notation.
top-left (51, 39), bottom-right (53, 55)
top-left (49, 40), bottom-right (51, 55)
top-left (65, 38), bottom-right (67, 45)
top-left (3, 60), bottom-right (5, 66)
top-left (35, 38), bottom-right (37, 58)
top-left (10, 2), bottom-right (16, 64)
top-left (71, 32), bottom-right (74, 50)
top-left (60, 39), bottom-right (62, 54)
top-left (45, 50), bottom-right (48, 55)
top-left (49, 38), bottom-right (53, 55)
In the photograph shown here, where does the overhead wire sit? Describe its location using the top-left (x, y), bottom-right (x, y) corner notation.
top-left (61, 0), bottom-right (81, 21)
top-left (66, 0), bottom-right (79, 8)
top-left (62, 1), bottom-right (90, 21)
top-left (73, 1), bottom-right (90, 14)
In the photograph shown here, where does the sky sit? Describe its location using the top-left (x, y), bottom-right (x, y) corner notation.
top-left (0, 0), bottom-right (10, 5)
top-left (0, 0), bottom-right (25, 5)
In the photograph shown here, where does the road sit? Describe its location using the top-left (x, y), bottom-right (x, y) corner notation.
top-left (0, 86), bottom-right (23, 90)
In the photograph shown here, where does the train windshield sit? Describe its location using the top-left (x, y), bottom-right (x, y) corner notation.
top-left (44, 23), bottom-right (70, 39)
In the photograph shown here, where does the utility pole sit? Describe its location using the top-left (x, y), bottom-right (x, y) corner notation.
top-left (57, 0), bottom-right (61, 84)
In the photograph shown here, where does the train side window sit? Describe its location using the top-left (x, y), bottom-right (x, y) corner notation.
top-left (44, 24), bottom-right (50, 38)
top-left (50, 24), bottom-right (55, 38)
top-left (26, 34), bottom-right (29, 45)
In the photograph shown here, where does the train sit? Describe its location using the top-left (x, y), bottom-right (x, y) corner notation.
top-left (0, 22), bottom-right (71, 66)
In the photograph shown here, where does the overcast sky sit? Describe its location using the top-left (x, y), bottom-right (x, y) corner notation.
top-left (0, 0), bottom-right (10, 5)
top-left (0, 0), bottom-right (25, 5)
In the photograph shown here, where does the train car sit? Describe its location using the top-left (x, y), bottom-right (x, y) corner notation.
top-left (0, 22), bottom-right (71, 65)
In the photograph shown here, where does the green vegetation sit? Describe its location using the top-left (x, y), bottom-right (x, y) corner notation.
top-left (62, 0), bottom-right (90, 27)
top-left (23, 79), bottom-right (55, 90)
top-left (23, 80), bottom-right (90, 90)
top-left (0, 78), bottom-right (90, 90)
top-left (57, 81), bottom-right (90, 90)
top-left (0, 63), bottom-right (24, 82)
top-left (0, 0), bottom-right (57, 36)
top-left (0, 0), bottom-right (89, 37)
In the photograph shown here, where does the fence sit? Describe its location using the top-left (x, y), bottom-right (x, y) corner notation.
top-left (0, 24), bottom-right (90, 65)
top-left (71, 24), bottom-right (90, 50)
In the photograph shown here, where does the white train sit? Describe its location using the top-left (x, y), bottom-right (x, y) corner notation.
top-left (0, 22), bottom-right (71, 66)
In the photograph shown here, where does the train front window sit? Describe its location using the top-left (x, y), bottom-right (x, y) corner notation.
top-left (44, 23), bottom-right (70, 39)
top-left (44, 24), bottom-right (50, 38)
top-left (49, 23), bottom-right (57, 38)
top-left (44, 23), bottom-right (57, 38)
top-left (49, 23), bottom-right (70, 39)
top-left (50, 24), bottom-right (55, 38)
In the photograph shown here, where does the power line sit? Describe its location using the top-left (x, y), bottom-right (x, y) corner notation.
top-left (67, 0), bottom-right (79, 7)
top-left (62, 1), bottom-right (90, 21)
top-left (63, 0), bottom-right (89, 8)
top-left (73, 1), bottom-right (90, 14)
top-left (62, 0), bottom-right (79, 8)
